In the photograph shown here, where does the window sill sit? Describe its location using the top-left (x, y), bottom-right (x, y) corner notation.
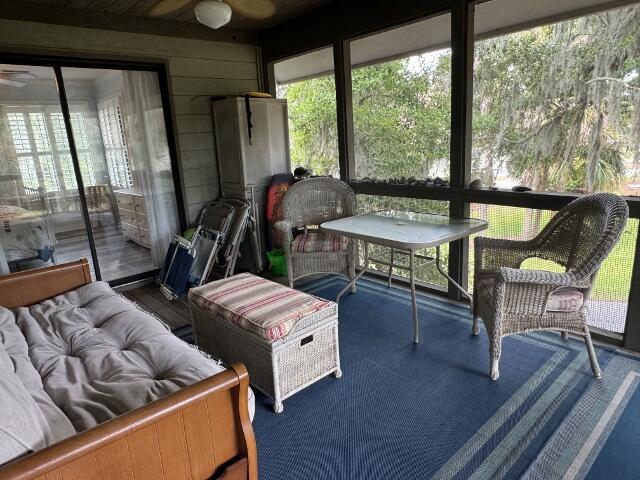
top-left (349, 182), bottom-right (640, 218)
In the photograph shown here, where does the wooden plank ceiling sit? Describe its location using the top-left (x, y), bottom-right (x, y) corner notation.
top-left (15, 0), bottom-right (334, 30)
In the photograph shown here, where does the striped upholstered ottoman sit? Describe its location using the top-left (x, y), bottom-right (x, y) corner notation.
top-left (188, 273), bottom-right (341, 413)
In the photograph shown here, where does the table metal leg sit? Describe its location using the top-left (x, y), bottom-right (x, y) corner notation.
top-left (337, 242), bottom-right (369, 303)
top-left (435, 246), bottom-right (473, 303)
top-left (410, 249), bottom-right (419, 344)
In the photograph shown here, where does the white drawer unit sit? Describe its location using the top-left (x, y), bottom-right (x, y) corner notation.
top-left (115, 189), bottom-right (150, 249)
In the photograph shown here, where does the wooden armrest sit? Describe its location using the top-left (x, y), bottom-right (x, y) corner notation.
top-left (0, 259), bottom-right (92, 309)
top-left (218, 457), bottom-right (249, 480)
top-left (0, 363), bottom-right (257, 480)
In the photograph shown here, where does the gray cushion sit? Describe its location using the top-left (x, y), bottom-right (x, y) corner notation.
top-left (14, 282), bottom-right (230, 432)
top-left (0, 375), bottom-right (45, 466)
top-left (0, 343), bottom-right (47, 466)
top-left (0, 308), bottom-right (76, 447)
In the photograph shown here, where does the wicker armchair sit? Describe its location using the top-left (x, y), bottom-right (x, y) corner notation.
top-left (275, 177), bottom-right (357, 289)
top-left (473, 193), bottom-right (628, 381)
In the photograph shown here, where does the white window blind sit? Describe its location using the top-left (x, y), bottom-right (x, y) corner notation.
top-left (5, 105), bottom-right (98, 192)
top-left (98, 96), bottom-right (132, 189)
top-left (17, 156), bottom-right (38, 190)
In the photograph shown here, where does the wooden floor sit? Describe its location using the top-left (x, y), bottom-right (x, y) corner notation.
top-left (13, 220), bottom-right (155, 282)
top-left (123, 284), bottom-right (192, 329)
top-left (56, 224), bottom-right (156, 281)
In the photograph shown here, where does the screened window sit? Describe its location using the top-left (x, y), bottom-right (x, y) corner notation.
top-left (274, 47), bottom-right (340, 178)
top-left (472, 2), bottom-right (640, 196)
top-left (350, 13), bottom-right (452, 181)
top-left (468, 204), bottom-right (638, 334)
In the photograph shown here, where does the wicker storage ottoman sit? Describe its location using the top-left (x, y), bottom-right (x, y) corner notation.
top-left (188, 273), bottom-right (341, 413)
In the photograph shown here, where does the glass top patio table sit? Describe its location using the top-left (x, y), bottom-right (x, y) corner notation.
top-left (320, 210), bottom-right (488, 344)
top-left (320, 210), bottom-right (488, 250)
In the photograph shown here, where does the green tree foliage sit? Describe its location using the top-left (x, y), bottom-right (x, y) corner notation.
top-left (278, 76), bottom-right (340, 177)
top-left (280, 4), bottom-right (640, 195)
top-left (473, 5), bottom-right (640, 193)
top-left (352, 54), bottom-right (451, 179)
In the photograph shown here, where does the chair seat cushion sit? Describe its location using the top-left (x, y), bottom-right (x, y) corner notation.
top-left (291, 231), bottom-right (348, 253)
top-left (189, 273), bottom-right (335, 341)
top-left (476, 274), bottom-right (584, 313)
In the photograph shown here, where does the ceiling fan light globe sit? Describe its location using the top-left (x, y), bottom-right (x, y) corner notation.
top-left (195, 0), bottom-right (232, 29)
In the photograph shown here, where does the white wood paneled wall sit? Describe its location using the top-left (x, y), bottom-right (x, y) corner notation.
top-left (0, 19), bottom-right (260, 223)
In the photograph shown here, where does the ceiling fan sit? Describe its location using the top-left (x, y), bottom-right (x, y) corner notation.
top-left (0, 70), bottom-right (37, 88)
top-left (147, 0), bottom-right (276, 28)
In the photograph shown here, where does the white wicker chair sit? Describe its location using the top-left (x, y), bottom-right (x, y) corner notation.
top-left (274, 177), bottom-right (357, 289)
top-left (473, 193), bottom-right (628, 380)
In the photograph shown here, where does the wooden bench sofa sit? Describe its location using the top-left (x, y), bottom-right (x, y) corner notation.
top-left (0, 259), bottom-right (257, 480)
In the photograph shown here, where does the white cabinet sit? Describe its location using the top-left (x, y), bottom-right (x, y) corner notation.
top-left (211, 97), bottom-right (291, 258)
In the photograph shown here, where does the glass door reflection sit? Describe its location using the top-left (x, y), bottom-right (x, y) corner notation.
top-left (0, 64), bottom-right (95, 276)
top-left (61, 67), bottom-right (179, 282)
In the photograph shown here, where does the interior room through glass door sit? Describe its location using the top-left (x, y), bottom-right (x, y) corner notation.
top-left (61, 67), bottom-right (180, 282)
top-left (0, 64), bottom-right (95, 276)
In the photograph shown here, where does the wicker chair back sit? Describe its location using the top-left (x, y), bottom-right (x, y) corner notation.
top-left (529, 193), bottom-right (628, 279)
top-left (282, 177), bottom-right (356, 230)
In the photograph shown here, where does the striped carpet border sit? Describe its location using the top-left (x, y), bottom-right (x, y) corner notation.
top-left (301, 275), bottom-right (628, 479)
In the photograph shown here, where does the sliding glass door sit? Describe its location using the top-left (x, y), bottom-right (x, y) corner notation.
top-left (0, 64), bottom-right (94, 277)
top-left (0, 61), bottom-right (181, 283)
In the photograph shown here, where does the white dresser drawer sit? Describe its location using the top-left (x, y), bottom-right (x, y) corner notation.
top-left (136, 212), bottom-right (149, 229)
top-left (134, 196), bottom-right (147, 214)
top-left (139, 228), bottom-right (151, 248)
top-left (122, 223), bottom-right (141, 243)
top-left (116, 194), bottom-right (135, 212)
top-left (119, 208), bottom-right (138, 226)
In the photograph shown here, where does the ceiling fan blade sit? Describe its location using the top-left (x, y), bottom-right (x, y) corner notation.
top-left (0, 70), bottom-right (37, 80)
top-left (0, 78), bottom-right (26, 88)
top-left (147, 0), bottom-right (194, 17)
top-left (8, 72), bottom-right (37, 80)
top-left (226, 0), bottom-right (275, 19)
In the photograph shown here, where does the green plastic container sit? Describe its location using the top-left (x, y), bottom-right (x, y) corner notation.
top-left (266, 249), bottom-right (287, 277)
top-left (182, 227), bottom-right (196, 241)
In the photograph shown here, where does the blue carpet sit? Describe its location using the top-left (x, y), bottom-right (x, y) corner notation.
top-left (248, 277), bottom-right (640, 480)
